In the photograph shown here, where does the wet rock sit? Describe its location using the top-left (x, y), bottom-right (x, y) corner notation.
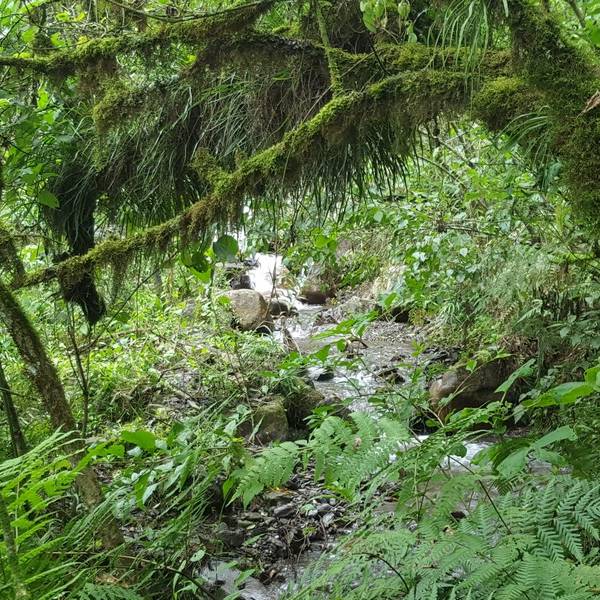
top-left (307, 366), bottom-right (335, 382)
top-left (224, 262), bottom-right (253, 290)
top-left (286, 474), bottom-right (301, 490)
top-left (321, 512), bottom-right (335, 527)
top-left (243, 256), bottom-right (259, 268)
top-left (264, 490), bottom-right (292, 505)
top-left (317, 503), bottom-right (332, 514)
top-left (215, 524), bottom-right (246, 548)
top-left (200, 561), bottom-right (273, 600)
top-left (429, 358), bottom-right (516, 416)
top-left (267, 298), bottom-right (297, 317)
top-left (298, 287), bottom-right (330, 305)
top-left (273, 503), bottom-right (296, 518)
top-left (376, 366), bottom-right (406, 384)
top-left (244, 511), bottom-right (265, 521)
top-left (423, 347), bottom-right (460, 366)
top-left (249, 397), bottom-right (289, 443)
top-left (277, 379), bottom-right (325, 429)
top-left (222, 289), bottom-right (272, 332)
top-left (231, 274), bottom-right (253, 290)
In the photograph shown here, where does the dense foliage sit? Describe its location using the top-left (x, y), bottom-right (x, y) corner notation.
top-left (2, 0), bottom-right (600, 598)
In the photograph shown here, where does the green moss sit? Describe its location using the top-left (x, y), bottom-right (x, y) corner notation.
top-left (18, 69), bottom-right (479, 293)
top-left (93, 83), bottom-right (152, 132)
top-left (473, 76), bottom-right (543, 131)
top-left (507, 0), bottom-right (594, 92)
top-left (0, 225), bottom-right (24, 287)
top-left (252, 397), bottom-right (289, 443)
top-left (7, 0), bottom-right (276, 78)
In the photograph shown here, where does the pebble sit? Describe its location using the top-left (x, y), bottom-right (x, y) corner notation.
top-left (244, 511), bottom-right (264, 521)
top-left (317, 503), bottom-right (332, 514)
top-left (322, 512), bottom-right (335, 527)
top-left (264, 491), bottom-right (291, 505)
top-left (273, 503), bottom-right (296, 518)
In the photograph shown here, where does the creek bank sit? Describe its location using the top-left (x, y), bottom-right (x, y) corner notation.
top-left (146, 253), bottom-right (534, 598)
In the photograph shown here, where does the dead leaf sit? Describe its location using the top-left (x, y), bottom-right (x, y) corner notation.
top-left (580, 90), bottom-right (600, 115)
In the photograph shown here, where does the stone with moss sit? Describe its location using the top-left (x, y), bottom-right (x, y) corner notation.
top-left (252, 397), bottom-right (289, 444)
top-left (273, 377), bottom-right (325, 430)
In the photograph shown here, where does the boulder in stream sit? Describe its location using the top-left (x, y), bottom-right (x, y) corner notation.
top-left (298, 286), bottom-right (331, 305)
top-left (267, 298), bottom-right (297, 317)
top-left (429, 358), bottom-right (515, 417)
top-left (222, 289), bottom-right (272, 332)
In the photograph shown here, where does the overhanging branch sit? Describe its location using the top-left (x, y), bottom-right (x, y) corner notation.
top-left (0, 0), bottom-right (277, 77)
top-left (15, 68), bottom-right (472, 292)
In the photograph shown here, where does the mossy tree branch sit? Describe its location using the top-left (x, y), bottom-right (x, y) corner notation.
top-left (0, 0), bottom-right (277, 77)
top-left (16, 68), bottom-right (474, 292)
top-left (504, 0), bottom-right (600, 223)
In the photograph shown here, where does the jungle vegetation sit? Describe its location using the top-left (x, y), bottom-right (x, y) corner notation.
top-left (2, 0), bottom-right (600, 597)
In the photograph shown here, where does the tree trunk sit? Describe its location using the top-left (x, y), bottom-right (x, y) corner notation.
top-left (0, 358), bottom-right (27, 457)
top-left (0, 279), bottom-right (123, 550)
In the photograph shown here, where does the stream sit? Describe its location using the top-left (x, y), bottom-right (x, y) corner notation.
top-left (200, 253), bottom-right (509, 599)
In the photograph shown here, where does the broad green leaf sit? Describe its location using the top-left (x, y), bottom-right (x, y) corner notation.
top-left (122, 429), bottom-right (156, 451)
top-left (314, 344), bottom-right (330, 362)
top-left (584, 364), bottom-right (600, 387)
top-left (524, 382), bottom-right (595, 407)
top-left (314, 233), bottom-right (330, 249)
top-left (213, 234), bottom-right (239, 262)
top-left (495, 358), bottom-right (535, 393)
top-left (532, 425), bottom-right (577, 449)
top-left (38, 190), bottom-right (59, 208)
top-left (497, 447), bottom-right (529, 478)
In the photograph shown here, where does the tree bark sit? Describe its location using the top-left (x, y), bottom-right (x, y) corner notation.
top-left (0, 279), bottom-right (123, 550)
top-left (0, 358), bottom-right (27, 457)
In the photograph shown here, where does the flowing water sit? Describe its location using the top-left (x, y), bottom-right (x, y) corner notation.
top-left (207, 253), bottom-right (520, 599)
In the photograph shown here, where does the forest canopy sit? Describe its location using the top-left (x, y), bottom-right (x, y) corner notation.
top-left (1, 0), bottom-right (600, 320)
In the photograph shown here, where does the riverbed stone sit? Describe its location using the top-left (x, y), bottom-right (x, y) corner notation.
top-left (252, 397), bottom-right (289, 443)
top-left (298, 285), bottom-right (330, 305)
top-left (274, 378), bottom-right (325, 429)
top-left (267, 298), bottom-right (297, 317)
top-left (429, 358), bottom-right (515, 417)
top-left (222, 289), bottom-right (272, 331)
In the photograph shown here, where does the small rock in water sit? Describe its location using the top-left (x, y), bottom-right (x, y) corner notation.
top-left (307, 366), bottom-right (335, 382)
top-left (376, 366), bottom-right (406, 384)
top-left (273, 503), bottom-right (296, 518)
top-left (268, 299), bottom-right (297, 317)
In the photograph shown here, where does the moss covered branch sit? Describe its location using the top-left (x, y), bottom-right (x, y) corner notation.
top-left (92, 36), bottom-right (512, 134)
top-left (0, 0), bottom-right (277, 77)
top-left (503, 0), bottom-right (600, 224)
top-left (16, 68), bottom-right (473, 292)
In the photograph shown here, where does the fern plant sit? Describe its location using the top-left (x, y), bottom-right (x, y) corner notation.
top-left (285, 476), bottom-right (600, 599)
